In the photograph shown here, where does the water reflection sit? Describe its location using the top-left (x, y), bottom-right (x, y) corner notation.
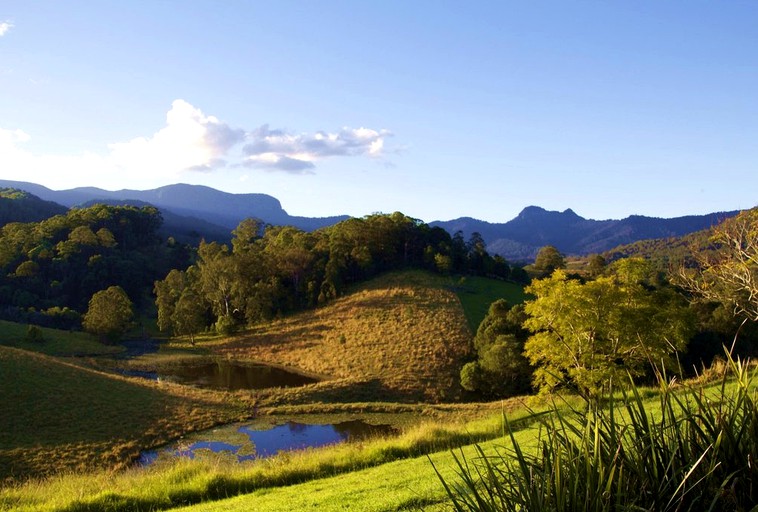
top-left (127, 360), bottom-right (319, 391)
top-left (139, 420), bottom-right (397, 465)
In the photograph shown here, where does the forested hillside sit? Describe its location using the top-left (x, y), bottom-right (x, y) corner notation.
top-left (0, 204), bottom-right (190, 328)
top-left (0, 188), bottom-right (67, 225)
top-left (155, 213), bottom-right (513, 338)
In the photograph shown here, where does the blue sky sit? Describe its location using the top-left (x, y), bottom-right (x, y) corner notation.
top-left (1, 1), bottom-right (756, 223)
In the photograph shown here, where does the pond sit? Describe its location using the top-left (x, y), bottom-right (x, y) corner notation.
top-left (139, 420), bottom-right (398, 465)
top-left (124, 359), bottom-right (319, 391)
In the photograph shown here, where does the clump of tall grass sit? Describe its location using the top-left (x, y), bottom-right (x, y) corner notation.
top-left (435, 351), bottom-right (758, 511)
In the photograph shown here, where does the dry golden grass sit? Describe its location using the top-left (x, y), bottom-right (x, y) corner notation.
top-left (216, 270), bottom-right (473, 402)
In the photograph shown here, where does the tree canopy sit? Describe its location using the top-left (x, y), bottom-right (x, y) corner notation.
top-left (532, 245), bottom-right (566, 278)
top-left (82, 286), bottom-right (134, 342)
top-left (0, 204), bottom-right (188, 329)
top-left (460, 299), bottom-right (531, 397)
top-left (678, 208), bottom-right (758, 323)
top-left (523, 262), bottom-right (693, 397)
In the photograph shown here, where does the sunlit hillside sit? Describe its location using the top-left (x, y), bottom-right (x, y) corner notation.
top-left (216, 270), bottom-right (473, 402)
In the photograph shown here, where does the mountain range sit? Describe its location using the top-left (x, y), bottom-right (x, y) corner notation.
top-left (431, 206), bottom-right (738, 261)
top-left (0, 179), bottom-right (740, 261)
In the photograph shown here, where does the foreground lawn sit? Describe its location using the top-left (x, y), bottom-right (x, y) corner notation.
top-left (172, 445), bottom-right (479, 512)
top-left (3, 372), bottom-right (746, 511)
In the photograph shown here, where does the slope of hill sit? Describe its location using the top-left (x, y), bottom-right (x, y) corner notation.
top-left (0, 188), bottom-right (67, 225)
top-left (601, 226), bottom-right (714, 267)
top-left (0, 180), bottom-right (348, 232)
top-left (433, 206), bottom-right (739, 261)
top-left (0, 345), bottom-right (242, 479)
top-left (216, 271), bottom-right (473, 403)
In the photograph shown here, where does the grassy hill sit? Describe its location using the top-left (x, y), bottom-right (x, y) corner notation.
top-left (0, 346), bottom-right (244, 480)
top-left (213, 271), bottom-right (475, 403)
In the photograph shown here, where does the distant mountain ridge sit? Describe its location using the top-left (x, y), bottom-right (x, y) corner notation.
top-left (431, 206), bottom-right (740, 261)
top-left (0, 180), bottom-right (740, 261)
top-left (0, 180), bottom-right (349, 233)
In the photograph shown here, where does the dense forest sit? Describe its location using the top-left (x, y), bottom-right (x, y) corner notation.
top-left (0, 202), bottom-right (190, 329)
top-left (0, 189), bottom-right (519, 335)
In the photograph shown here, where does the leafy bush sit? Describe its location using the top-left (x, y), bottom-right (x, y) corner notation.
top-left (436, 351), bottom-right (758, 511)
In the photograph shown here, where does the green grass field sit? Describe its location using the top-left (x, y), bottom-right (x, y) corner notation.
top-left (451, 276), bottom-right (528, 332)
top-left (0, 398), bottom-right (553, 512)
top-left (5, 372), bottom-right (742, 512)
top-left (0, 320), bottom-right (123, 356)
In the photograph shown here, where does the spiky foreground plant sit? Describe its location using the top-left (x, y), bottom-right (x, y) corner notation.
top-left (435, 351), bottom-right (758, 511)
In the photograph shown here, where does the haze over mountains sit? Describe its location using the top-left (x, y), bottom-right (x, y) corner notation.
top-left (0, 180), bottom-right (739, 262)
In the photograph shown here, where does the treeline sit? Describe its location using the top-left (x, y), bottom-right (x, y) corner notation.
top-left (155, 212), bottom-right (520, 338)
top-left (0, 204), bottom-right (189, 329)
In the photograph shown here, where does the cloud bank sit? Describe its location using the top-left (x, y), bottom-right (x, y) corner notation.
top-left (0, 100), bottom-right (393, 189)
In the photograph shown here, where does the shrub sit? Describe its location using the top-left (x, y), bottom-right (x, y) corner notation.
top-left (25, 325), bottom-right (45, 344)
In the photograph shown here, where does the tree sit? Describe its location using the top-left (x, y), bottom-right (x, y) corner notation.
top-left (196, 241), bottom-right (238, 326)
top-left (154, 269), bottom-right (187, 333)
top-left (586, 254), bottom-right (607, 278)
top-left (524, 269), bottom-right (692, 397)
top-left (532, 245), bottom-right (566, 278)
top-left (171, 288), bottom-right (207, 344)
top-left (82, 286), bottom-right (134, 342)
top-left (678, 208), bottom-right (758, 326)
top-left (461, 299), bottom-right (531, 397)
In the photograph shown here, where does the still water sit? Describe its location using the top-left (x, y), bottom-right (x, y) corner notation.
top-left (124, 359), bottom-right (319, 391)
top-left (139, 420), bottom-right (397, 465)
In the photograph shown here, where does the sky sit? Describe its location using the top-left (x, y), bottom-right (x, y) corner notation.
top-left (0, 1), bottom-right (756, 223)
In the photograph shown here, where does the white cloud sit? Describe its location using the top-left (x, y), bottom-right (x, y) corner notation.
top-left (0, 100), bottom-right (394, 189)
top-left (0, 21), bottom-right (12, 37)
top-left (107, 99), bottom-right (245, 176)
top-left (242, 124), bottom-right (392, 173)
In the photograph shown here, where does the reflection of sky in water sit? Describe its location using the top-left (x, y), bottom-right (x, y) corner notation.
top-left (139, 421), bottom-right (395, 466)
top-left (238, 423), bottom-right (344, 457)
